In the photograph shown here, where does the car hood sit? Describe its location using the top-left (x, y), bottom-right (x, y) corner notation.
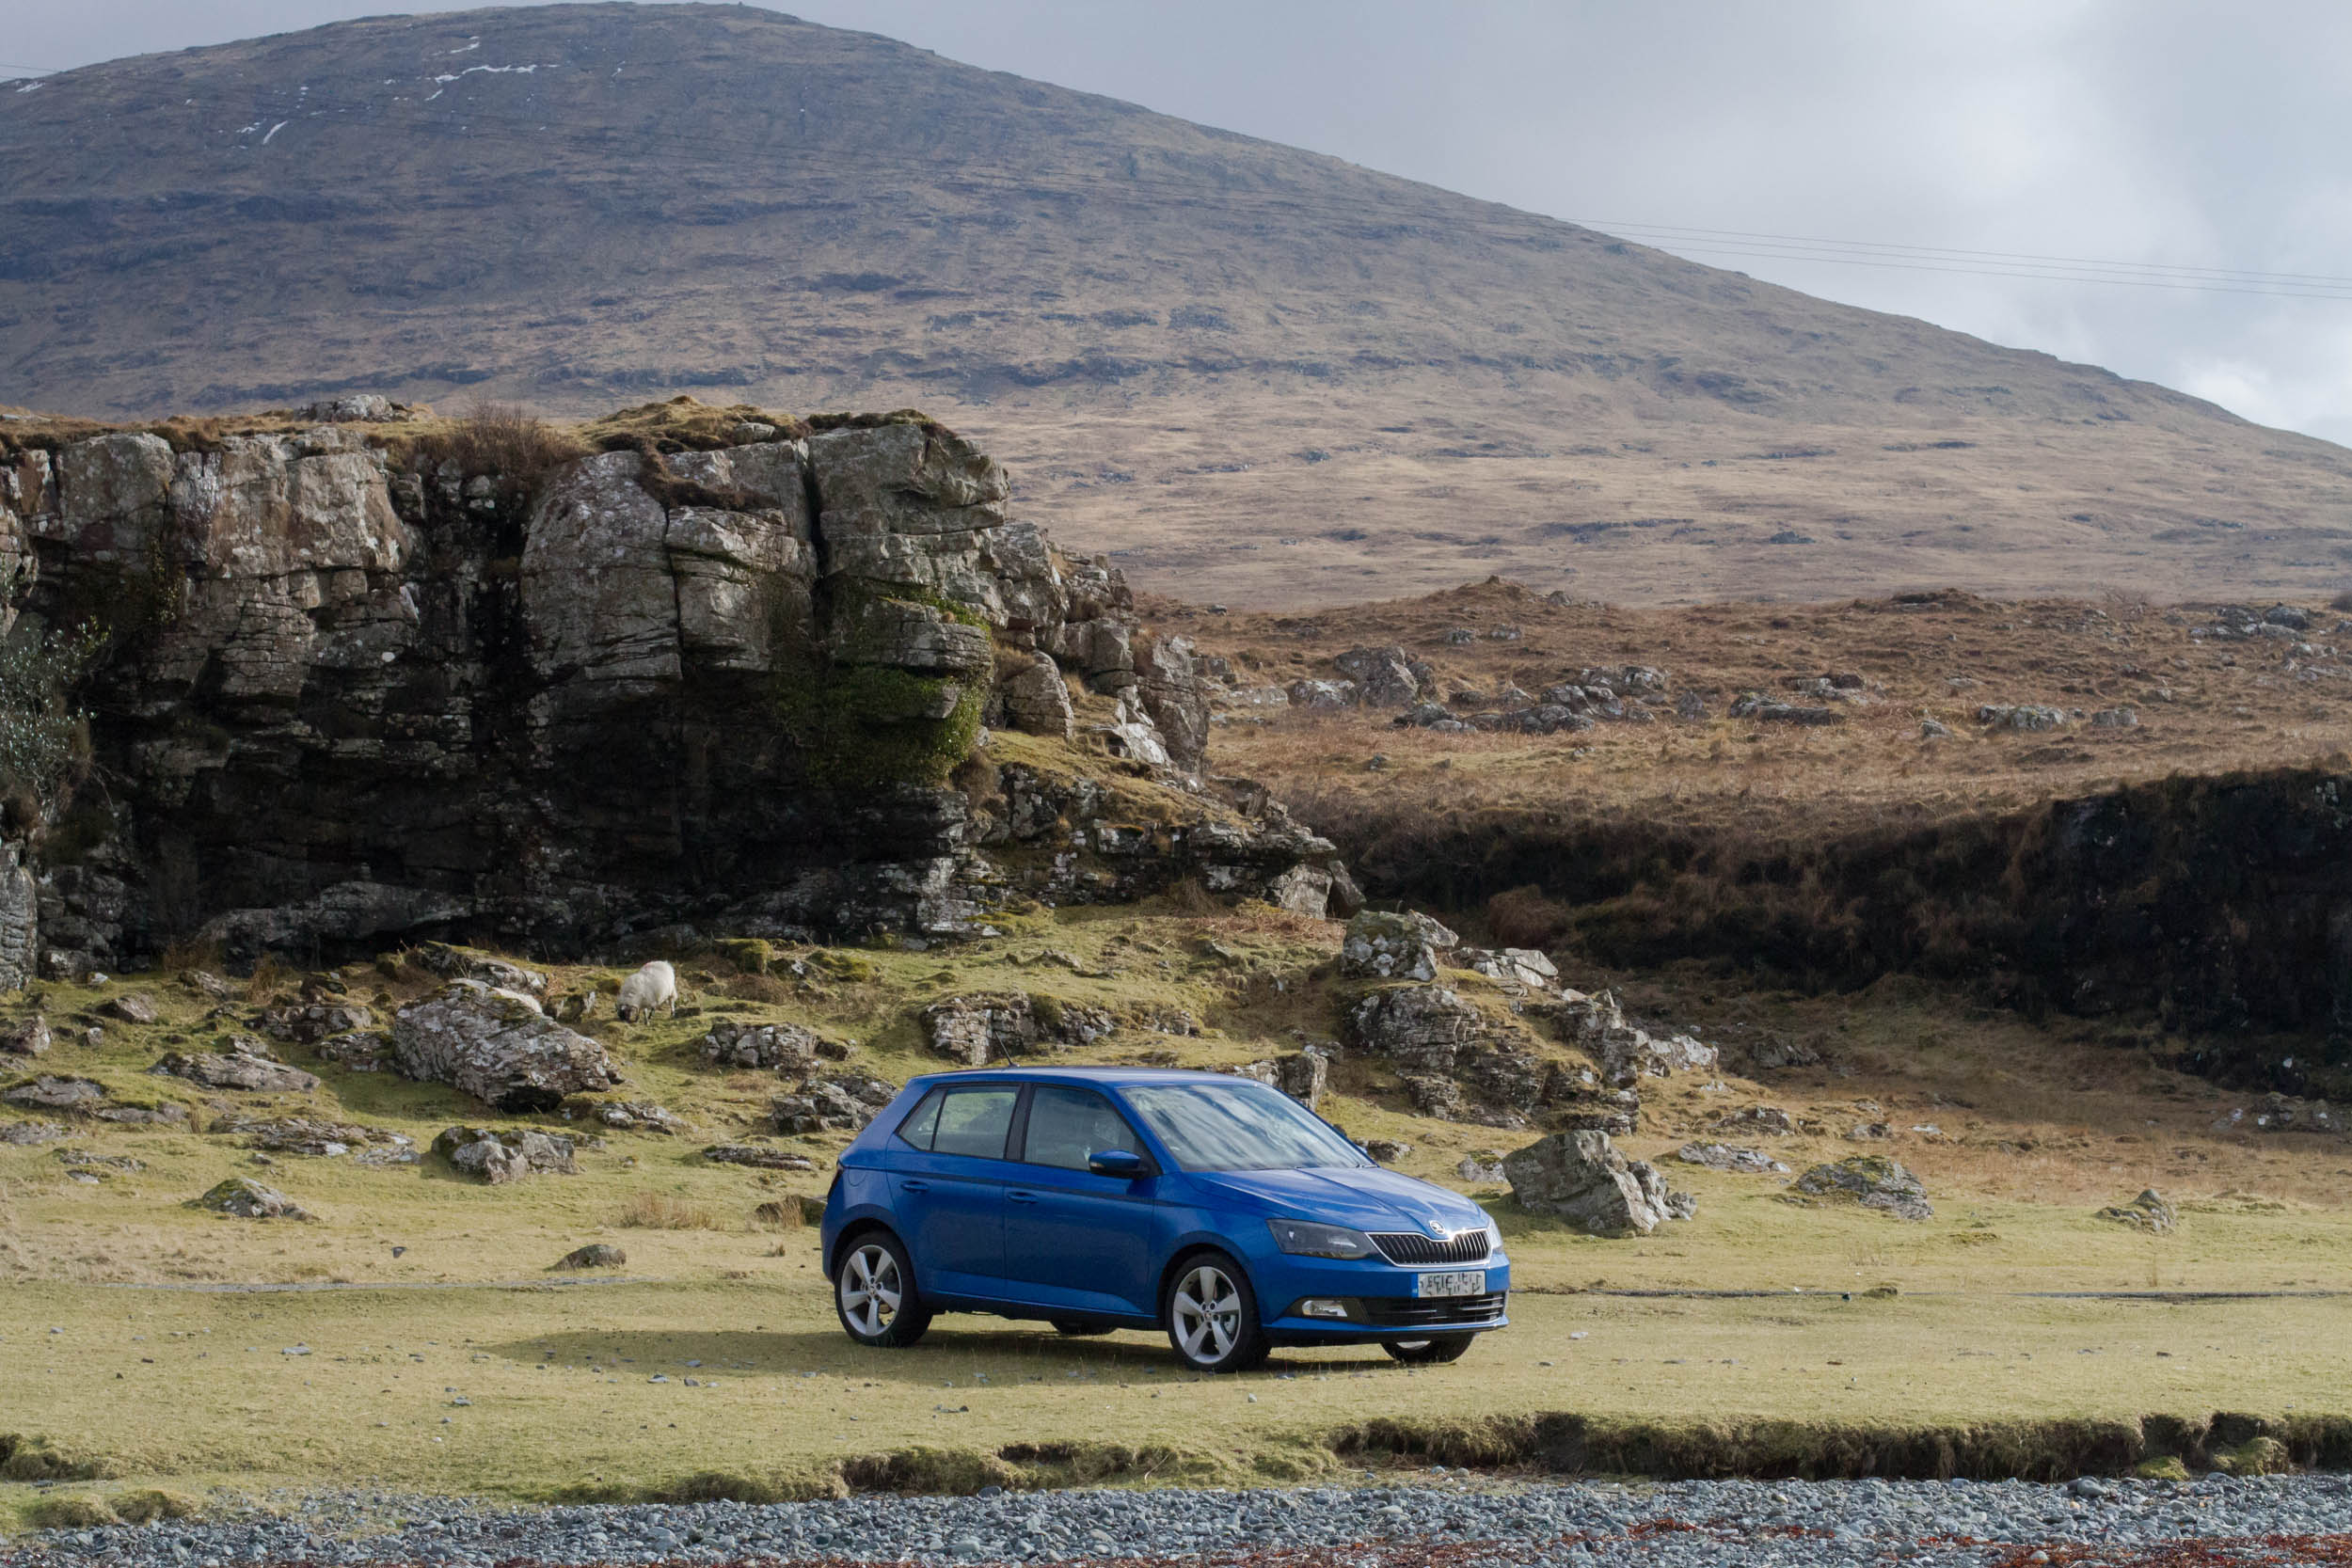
top-left (1181, 1166), bottom-right (1488, 1235)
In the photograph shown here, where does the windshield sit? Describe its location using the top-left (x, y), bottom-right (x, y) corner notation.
top-left (1120, 1081), bottom-right (1369, 1172)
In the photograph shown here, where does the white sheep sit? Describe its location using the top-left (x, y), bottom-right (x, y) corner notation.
top-left (614, 959), bottom-right (677, 1022)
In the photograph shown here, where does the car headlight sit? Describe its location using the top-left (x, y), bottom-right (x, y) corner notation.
top-left (1484, 1216), bottom-right (1504, 1252)
top-left (1267, 1218), bottom-right (1379, 1259)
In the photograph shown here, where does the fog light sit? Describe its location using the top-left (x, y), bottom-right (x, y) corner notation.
top-left (1300, 1298), bottom-right (1351, 1320)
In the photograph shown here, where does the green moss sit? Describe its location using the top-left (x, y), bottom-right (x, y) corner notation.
top-left (716, 939), bottom-right (774, 975)
top-left (114, 1489), bottom-right (201, 1524)
top-left (2135, 1455), bottom-right (2192, 1481)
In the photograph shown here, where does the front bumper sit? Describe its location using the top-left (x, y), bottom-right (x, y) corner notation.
top-left (1250, 1252), bottom-right (1511, 1343)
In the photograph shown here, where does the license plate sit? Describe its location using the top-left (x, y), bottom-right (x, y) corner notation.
top-left (1414, 1270), bottom-right (1486, 1298)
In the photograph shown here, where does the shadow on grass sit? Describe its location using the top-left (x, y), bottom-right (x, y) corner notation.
top-left (484, 1323), bottom-right (1406, 1383)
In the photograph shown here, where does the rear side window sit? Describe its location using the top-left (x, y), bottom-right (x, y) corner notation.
top-left (895, 1088), bottom-right (946, 1150)
top-left (1021, 1085), bottom-right (1144, 1171)
top-left (929, 1086), bottom-right (1020, 1159)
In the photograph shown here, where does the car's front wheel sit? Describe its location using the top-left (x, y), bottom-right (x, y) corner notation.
top-left (1382, 1334), bottom-right (1474, 1365)
top-left (834, 1231), bottom-right (932, 1348)
top-left (1164, 1253), bottom-right (1268, 1372)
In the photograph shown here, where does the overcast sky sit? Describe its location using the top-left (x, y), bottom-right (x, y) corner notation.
top-left (13, 0), bottom-right (2351, 445)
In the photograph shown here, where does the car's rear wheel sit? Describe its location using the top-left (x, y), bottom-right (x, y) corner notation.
top-left (1052, 1320), bottom-right (1115, 1337)
top-left (1381, 1334), bottom-right (1474, 1365)
top-left (834, 1231), bottom-right (932, 1348)
top-left (1164, 1253), bottom-right (1268, 1373)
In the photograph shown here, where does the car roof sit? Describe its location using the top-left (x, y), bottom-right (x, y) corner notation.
top-left (899, 1065), bottom-right (1262, 1092)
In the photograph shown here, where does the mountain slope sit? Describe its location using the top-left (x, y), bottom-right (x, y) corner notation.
top-left (4, 3), bottom-right (2349, 604)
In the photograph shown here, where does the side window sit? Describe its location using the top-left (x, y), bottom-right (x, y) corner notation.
top-left (930, 1086), bottom-right (1020, 1160)
top-left (895, 1087), bottom-right (946, 1151)
top-left (1021, 1085), bottom-right (1144, 1171)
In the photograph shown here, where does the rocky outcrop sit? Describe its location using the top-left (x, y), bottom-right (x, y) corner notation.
top-left (771, 1072), bottom-right (896, 1133)
top-left (152, 1043), bottom-right (321, 1094)
top-left (700, 1020), bottom-right (827, 1072)
top-left (1340, 910), bottom-right (1458, 981)
top-left (2096, 1189), bottom-right (2178, 1233)
top-left (0, 1015), bottom-right (51, 1057)
top-left (433, 1124), bottom-right (579, 1183)
top-left (1547, 989), bottom-right (1720, 1086)
top-left (190, 1177), bottom-right (311, 1219)
top-left (4, 410), bottom-right (1345, 974)
top-left (920, 992), bottom-right (1114, 1065)
top-left (390, 981), bottom-right (625, 1112)
top-left (1502, 1131), bottom-right (1692, 1237)
top-left (1788, 1155), bottom-right (1932, 1221)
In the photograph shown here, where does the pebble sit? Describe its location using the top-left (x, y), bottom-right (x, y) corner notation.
top-left (2, 1472), bottom-right (2348, 1565)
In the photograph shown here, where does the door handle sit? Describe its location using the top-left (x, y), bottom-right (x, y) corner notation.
top-left (1008, 1191), bottom-right (1039, 1204)
top-left (899, 1179), bottom-right (931, 1193)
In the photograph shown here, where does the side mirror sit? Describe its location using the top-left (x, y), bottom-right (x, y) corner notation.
top-left (1088, 1149), bottom-right (1148, 1179)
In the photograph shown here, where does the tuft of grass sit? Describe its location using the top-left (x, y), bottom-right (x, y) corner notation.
top-left (245, 952), bottom-right (295, 1005)
top-left (615, 1193), bottom-right (723, 1231)
top-left (113, 1489), bottom-right (201, 1524)
top-left (22, 1495), bottom-right (117, 1529)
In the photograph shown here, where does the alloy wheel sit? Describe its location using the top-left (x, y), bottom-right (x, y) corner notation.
top-left (1170, 1262), bottom-right (1243, 1365)
top-left (839, 1242), bottom-right (903, 1338)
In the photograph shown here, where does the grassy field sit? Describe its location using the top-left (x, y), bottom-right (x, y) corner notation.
top-left (6, 895), bottom-right (2351, 1523)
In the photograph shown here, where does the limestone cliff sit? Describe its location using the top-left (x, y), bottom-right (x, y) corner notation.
top-left (0, 407), bottom-right (1344, 973)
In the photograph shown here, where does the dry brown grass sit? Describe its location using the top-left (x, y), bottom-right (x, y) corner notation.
top-left (615, 1192), bottom-right (724, 1231)
top-left (243, 952), bottom-right (295, 1006)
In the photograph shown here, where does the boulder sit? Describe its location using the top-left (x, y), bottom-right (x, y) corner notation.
top-left (153, 1044), bottom-right (321, 1094)
top-left (995, 650), bottom-right (1076, 740)
top-left (3, 1074), bottom-right (107, 1111)
top-left (704, 1143), bottom-right (820, 1171)
top-left (1457, 1155), bottom-right (1506, 1183)
top-left (553, 1243), bottom-right (627, 1271)
top-left (0, 1015), bottom-right (51, 1057)
top-left (1676, 1142), bottom-right (1789, 1175)
top-left (1349, 985), bottom-right (1479, 1076)
top-left (588, 1101), bottom-right (689, 1135)
top-left (772, 1072), bottom-right (897, 1133)
top-left (700, 1020), bottom-right (825, 1073)
top-left (1457, 947), bottom-right (1561, 992)
top-left (191, 1178), bottom-right (310, 1220)
top-left (1502, 1131), bottom-right (1688, 1237)
top-left (1339, 909), bottom-right (1459, 981)
top-left (1361, 1137), bottom-right (1410, 1164)
top-left (2095, 1189), bottom-right (2177, 1233)
top-left (102, 993), bottom-right (160, 1026)
top-left (1977, 704), bottom-right (2067, 731)
top-left (1789, 1155), bottom-right (1932, 1221)
top-left (1716, 1104), bottom-right (1796, 1136)
top-left (1286, 678), bottom-right (1357, 709)
top-left (215, 1116), bottom-right (410, 1158)
top-left (316, 1031), bottom-right (392, 1073)
top-left (257, 1000), bottom-right (377, 1044)
top-left (1275, 1051), bottom-right (1328, 1110)
top-left (415, 944), bottom-right (550, 998)
top-left (1730, 694), bottom-right (1843, 726)
top-left (1265, 865), bottom-right (1334, 920)
top-left (0, 1118), bottom-right (66, 1145)
top-left (391, 980), bottom-right (625, 1113)
top-left (1334, 645), bottom-right (1422, 707)
top-left (919, 992), bottom-right (1110, 1065)
top-left (432, 1125), bottom-right (580, 1184)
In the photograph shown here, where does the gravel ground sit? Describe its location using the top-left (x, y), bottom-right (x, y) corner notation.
top-left (6, 1472), bottom-right (2352, 1567)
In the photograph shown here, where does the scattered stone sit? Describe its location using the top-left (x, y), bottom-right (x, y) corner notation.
top-left (1547, 1083), bottom-right (1642, 1136)
top-left (1349, 985), bottom-right (1478, 1076)
top-left (315, 1030), bottom-right (392, 1072)
top-left (0, 1117), bottom-right (65, 1145)
top-left (433, 1125), bottom-right (580, 1184)
top-left (1457, 947), bottom-right (1560, 992)
top-left (583, 1100), bottom-right (689, 1134)
top-left (3, 1073), bottom-right (107, 1111)
top-left (1730, 694), bottom-right (1842, 725)
top-left (1919, 717), bottom-right (1952, 740)
top-left (215, 1116), bottom-right (410, 1158)
top-left (1456, 1155), bottom-right (1506, 1183)
top-left (704, 1144), bottom-right (819, 1171)
top-left (919, 993), bottom-right (1111, 1064)
top-left (1744, 1036), bottom-right (1822, 1071)
top-left (1502, 1131), bottom-right (1690, 1237)
top-left (1274, 1051), bottom-right (1328, 1110)
top-left (772, 1072), bottom-right (897, 1134)
top-left (700, 1019), bottom-right (826, 1072)
top-left (1789, 1155), bottom-right (1932, 1221)
top-left (180, 969), bottom-right (235, 1001)
top-left (553, 990), bottom-right (600, 1024)
top-left (0, 1014), bottom-right (52, 1056)
top-left (1677, 1142), bottom-right (1789, 1175)
top-left (2095, 1189), bottom-right (2178, 1233)
top-left (191, 1177), bottom-right (311, 1220)
top-left (1716, 1104), bottom-right (1796, 1136)
top-left (153, 1042), bottom-right (321, 1094)
top-left (1286, 677), bottom-right (1358, 710)
top-left (1977, 704), bottom-right (2067, 731)
top-left (1339, 909), bottom-right (1458, 981)
top-left (102, 993), bottom-right (161, 1026)
top-left (392, 981), bottom-right (625, 1113)
top-left (416, 943), bottom-right (550, 998)
top-left (56, 1148), bottom-right (145, 1175)
top-left (257, 999), bottom-right (377, 1044)
top-left (1334, 645), bottom-right (1423, 707)
top-left (553, 1243), bottom-right (627, 1271)
top-left (2091, 706), bottom-right (2138, 729)
top-left (1846, 1121), bottom-right (1891, 1141)
top-left (1361, 1137), bottom-right (1410, 1164)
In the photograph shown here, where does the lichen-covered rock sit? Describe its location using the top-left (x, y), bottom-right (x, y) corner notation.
top-left (2095, 1188), bottom-right (2177, 1233)
top-left (587, 1100), bottom-right (688, 1135)
top-left (1349, 985), bottom-right (1479, 1075)
top-left (1547, 989), bottom-right (1718, 1086)
top-left (1677, 1142), bottom-right (1789, 1175)
top-left (1789, 1155), bottom-right (1932, 1221)
top-left (215, 1116), bottom-right (410, 1158)
top-left (0, 841), bottom-right (40, 992)
top-left (1333, 645), bottom-right (1422, 707)
top-left (554, 1243), bottom-right (627, 1271)
top-left (415, 944), bottom-right (549, 998)
top-left (0, 1014), bottom-right (52, 1057)
top-left (0, 1118), bottom-right (66, 1145)
top-left (1502, 1131), bottom-right (1688, 1237)
top-left (392, 981), bottom-right (624, 1113)
top-left (700, 1020), bottom-right (825, 1073)
top-left (1716, 1104), bottom-right (1797, 1136)
top-left (257, 1000), bottom-right (377, 1044)
top-left (432, 1124), bottom-right (579, 1183)
top-left (993, 650), bottom-right (1076, 740)
top-left (191, 1177), bottom-right (310, 1219)
top-left (152, 1044), bottom-right (321, 1094)
top-left (1276, 1051), bottom-right (1328, 1110)
top-left (704, 1143), bottom-right (819, 1170)
top-left (1361, 1137), bottom-right (1410, 1164)
top-left (1457, 946), bottom-right (1561, 993)
top-left (771, 1072), bottom-right (897, 1133)
top-left (919, 992), bottom-right (1111, 1065)
top-left (102, 992), bottom-right (161, 1026)
top-left (1340, 910), bottom-right (1459, 981)
top-left (3, 1074), bottom-right (108, 1111)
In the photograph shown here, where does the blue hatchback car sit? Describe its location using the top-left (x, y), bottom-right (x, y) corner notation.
top-left (819, 1067), bottom-right (1508, 1371)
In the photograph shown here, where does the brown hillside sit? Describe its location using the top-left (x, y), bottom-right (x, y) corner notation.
top-left (3, 5), bottom-right (2350, 605)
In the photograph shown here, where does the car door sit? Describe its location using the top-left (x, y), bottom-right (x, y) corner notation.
top-left (999, 1085), bottom-right (1162, 1318)
top-left (889, 1083), bottom-right (1021, 1300)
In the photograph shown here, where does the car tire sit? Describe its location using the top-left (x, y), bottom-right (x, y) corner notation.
top-left (1052, 1321), bottom-right (1115, 1337)
top-left (1163, 1251), bottom-right (1269, 1373)
top-left (1381, 1334), bottom-right (1474, 1365)
top-left (834, 1230), bottom-right (932, 1349)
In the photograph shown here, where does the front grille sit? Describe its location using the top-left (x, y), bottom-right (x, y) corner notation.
top-left (1369, 1229), bottom-right (1490, 1265)
top-left (1361, 1291), bottom-right (1507, 1329)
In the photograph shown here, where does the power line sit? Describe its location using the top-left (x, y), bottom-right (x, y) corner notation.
top-left (0, 62), bottom-right (60, 76)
